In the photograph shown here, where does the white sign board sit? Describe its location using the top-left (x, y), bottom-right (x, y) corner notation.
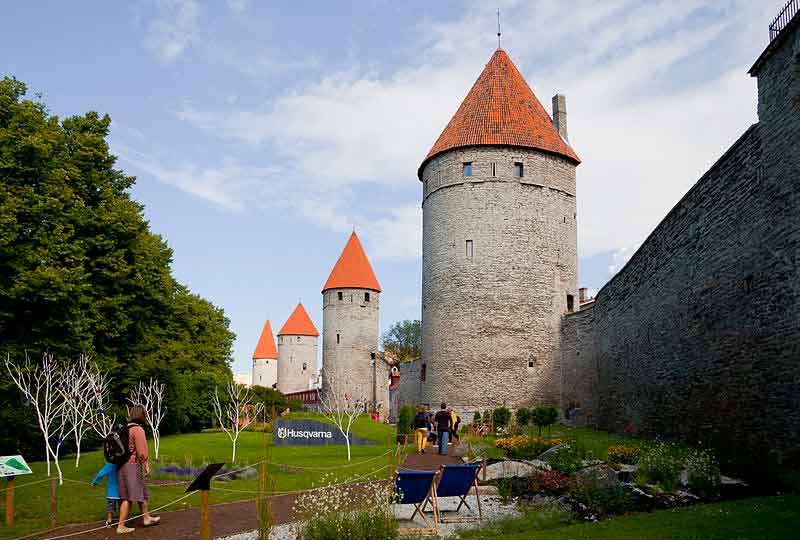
top-left (0, 455), bottom-right (33, 477)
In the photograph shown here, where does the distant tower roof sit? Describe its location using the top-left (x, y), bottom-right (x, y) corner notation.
top-left (322, 231), bottom-right (382, 292)
top-left (253, 320), bottom-right (278, 359)
top-left (419, 48), bottom-right (580, 179)
top-left (278, 303), bottom-right (319, 336)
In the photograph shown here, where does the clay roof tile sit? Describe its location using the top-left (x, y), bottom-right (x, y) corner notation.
top-left (322, 232), bottom-right (381, 292)
top-left (277, 303), bottom-right (319, 337)
top-left (252, 320), bottom-right (278, 359)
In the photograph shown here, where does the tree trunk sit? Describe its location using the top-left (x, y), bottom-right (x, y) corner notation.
top-left (231, 439), bottom-right (237, 463)
top-left (44, 440), bottom-right (51, 476)
top-left (345, 434), bottom-right (351, 462)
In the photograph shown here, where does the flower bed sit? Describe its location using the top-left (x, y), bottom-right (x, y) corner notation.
top-left (495, 436), bottom-right (565, 459)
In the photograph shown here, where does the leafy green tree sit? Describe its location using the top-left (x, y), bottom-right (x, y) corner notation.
top-left (515, 407), bottom-right (532, 429)
top-left (0, 77), bottom-right (235, 456)
top-left (493, 407), bottom-right (511, 429)
top-left (532, 405), bottom-right (560, 436)
top-left (381, 320), bottom-right (421, 362)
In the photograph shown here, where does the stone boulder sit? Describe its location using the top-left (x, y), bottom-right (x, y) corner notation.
top-left (574, 464), bottom-right (620, 488)
top-left (483, 460), bottom-right (540, 481)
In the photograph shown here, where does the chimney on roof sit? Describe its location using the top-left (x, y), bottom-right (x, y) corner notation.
top-left (579, 287), bottom-right (588, 303)
top-left (552, 94), bottom-right (568, 142)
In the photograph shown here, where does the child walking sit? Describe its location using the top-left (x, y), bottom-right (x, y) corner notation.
top-left (91, 462), bottom-right (120, 526)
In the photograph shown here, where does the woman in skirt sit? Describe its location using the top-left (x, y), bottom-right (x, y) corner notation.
top-left (116, 405), bottom-right (160, 534)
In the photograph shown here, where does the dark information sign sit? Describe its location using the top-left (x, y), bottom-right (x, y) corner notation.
top-left (273, 419), bottom-right (376, 446)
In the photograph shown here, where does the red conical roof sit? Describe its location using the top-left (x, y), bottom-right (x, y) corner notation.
top-left (322, 232), bottom-right (381, 292)
top-left (278, 303), bottom-right (319, 337)
top-left (252, 320), bottom-right (278, 359)
top-left (419, 48), bottom-right (580, 178)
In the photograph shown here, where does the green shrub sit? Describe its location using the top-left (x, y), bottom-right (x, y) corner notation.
top-left (397, 405), bottom-right (415, 436)
top-left (532, 405), bottom-right (559, 436)
top-left (299, 507), bottom-right (398, 540)
top-left (549, 443), bottom-right (589, 475)
top-left (483, 410), bottom-right (492, 426)
top-left (569, 479), bottom-right (633, 517)
top-left (686, 448), bottom-right (721, 493)
top-left (515, 407), bottom-right (531, 428)
top-left (472, 411), bottom-right (481, 425)
top-left (635, 442), bottom-right (684, 492)
top-left (493, 407), bottom-right (511, 428)
top-left (455, 500), bottom-right (573, 539)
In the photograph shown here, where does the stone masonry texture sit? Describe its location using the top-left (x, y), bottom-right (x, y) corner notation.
top-left (277, 334), bottom-right (317, 394)
top-left (252, 358), bottom-right (277, 389)
top-left (419, 146), bottom-right (578, 417)
top-left (322, 288), bottom-right (390, 413)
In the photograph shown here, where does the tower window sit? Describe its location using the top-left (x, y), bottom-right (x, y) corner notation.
top-left (466, 239), bottom-right (474, 259)
top-left (302, 362), bottom-right (307, 371)
top-left (336, 333), bottom-right (340, 344)
top-left (490, 162), bottom-right (497, 177)
top-left (421, 363), bottom-right (427, 382)
top-left (463, 162), bottom-right (473, 176)
top-left (567, 294), bottom-right (575, 312)
top-left (338, 291), bottom-right (343, 301)
top-left (528, 361), bottom-right (534, 368)
top-left (364, 292), bottom-right (370, 302)
top-left (297, 336), bottom-right (301, 342)
top-left (514, 162), bottom-right (524, 177)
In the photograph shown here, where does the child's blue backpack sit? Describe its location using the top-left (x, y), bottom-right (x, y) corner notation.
top-left (104, 423), bottom-right (133, 466)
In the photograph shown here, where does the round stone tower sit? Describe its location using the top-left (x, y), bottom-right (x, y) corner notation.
top-left (277, 302), bottom-right (319, 395)
top-left (418, 48), bottom-right (581, 414)
top-left (252, 319), bottom-right (278, 389)
top-left (321, 232), bottom-right (388, 412)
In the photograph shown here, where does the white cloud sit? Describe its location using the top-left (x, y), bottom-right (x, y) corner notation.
top-left (137, 0), bottom-right (775, 260)
top-left (609, 244), bottom-right (641, 276)
top-left (142, 0), bottom-right (200, 64)
top-left (226, 0), bottom-right (250, 15)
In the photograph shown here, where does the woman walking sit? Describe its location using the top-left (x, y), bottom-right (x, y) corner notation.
top-left (412, 406), bottom-right (429, 454)
top-left (116, 405), bottom-right (160, 534)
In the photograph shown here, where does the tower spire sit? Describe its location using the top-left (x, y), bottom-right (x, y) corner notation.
top-left (497, 9), bottom-right (502, 49)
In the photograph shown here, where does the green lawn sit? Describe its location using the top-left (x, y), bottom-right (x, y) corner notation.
top-left (0, 414), bottom-right (396, 538)
top-left (455, 495), bottom-right (800, 540)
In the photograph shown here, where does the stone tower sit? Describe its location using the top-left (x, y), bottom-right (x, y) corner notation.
top-left (252, 319), bottom-right (278, 388)
top-left (277, 302), bottom-right (319, 394)
top-left (321, 232), bottom-right (388, 412)
top-left (418, 49), bottom-right (581, 414)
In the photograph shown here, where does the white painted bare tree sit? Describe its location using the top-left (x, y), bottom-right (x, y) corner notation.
top-left (5, 353), bottom-right (67, 484)
top-left (84, 362), bottom-right (116, 439)
top-left (128, 378), bottom-right (167, 460)
top-left (319, 367), bottom-right (367, 462)
top-left (212, 382), bottom-right (264, 463)
top-left (61, 355), bottom-right (94, 468)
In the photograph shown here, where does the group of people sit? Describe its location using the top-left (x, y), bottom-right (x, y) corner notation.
top-left (91, 406), bottom-right (160, 534)
top-left (412, 402), bottom-right (461, 455)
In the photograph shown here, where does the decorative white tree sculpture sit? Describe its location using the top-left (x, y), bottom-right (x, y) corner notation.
top-left (61, 355), bottom-right (94, 468)
top-left (5, 353), bottom-right (67, 484)
top-left (319, 368), bottom-right (367, 462)
top-left (128, 378), bottom-right (167, 460)
top-left (84, 362), bottom-right (116, 439)
top-left (212, 382), bottom-right (264, 463)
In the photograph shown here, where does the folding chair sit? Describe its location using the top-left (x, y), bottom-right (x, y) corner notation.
top-left (433, 463), bottom-right (483, 523)
top-left (394, 470), bottom-right (440, 534)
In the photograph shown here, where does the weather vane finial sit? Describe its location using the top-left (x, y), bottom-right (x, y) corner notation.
top-left (497, 8), bottom-right (502, 49)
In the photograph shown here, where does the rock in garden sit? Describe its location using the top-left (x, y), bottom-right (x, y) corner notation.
top-left (575, 464), bottom-right (620, 487)
top-left (483, 460), bottom-right (539, 480)
top-left (615, 463), bottom-right (637, 482)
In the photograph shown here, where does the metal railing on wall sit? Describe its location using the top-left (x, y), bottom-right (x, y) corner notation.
top-left (770, 0), bottom-right (799, 41)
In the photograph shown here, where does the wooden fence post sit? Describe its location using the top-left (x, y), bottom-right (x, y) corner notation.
top-left (50, 478), bottom-right (57, 528)
top-left (200, 490), bottom-right (210, 540)
top-left (5, 476), bottom-right (14, 526)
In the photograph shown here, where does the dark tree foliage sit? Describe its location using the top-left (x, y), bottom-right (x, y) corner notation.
top-left (381, 319), bottom-right (421, 363)
top-left (0, 77), bottom-right (235, 457)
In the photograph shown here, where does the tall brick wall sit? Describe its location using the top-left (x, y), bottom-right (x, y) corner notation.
top-left (277, 334), bottom-right (317, 394)
top-left (559, 303), bottom-right (598, 426)
top-left (321, 288), bottom-right (390, 412)
top-left (562, 19), bottom-right (800, 469)
top-left (419, 146), bottom-right (578, 415)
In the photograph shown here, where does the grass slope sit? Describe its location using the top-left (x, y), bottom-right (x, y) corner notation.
top-left (0, 415), bottom-right (395, 538)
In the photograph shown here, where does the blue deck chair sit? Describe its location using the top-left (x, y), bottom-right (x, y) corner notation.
top-left (394, 470), bottom-right (440, 534)
top-left (433, 463), bottom-right (483, 522)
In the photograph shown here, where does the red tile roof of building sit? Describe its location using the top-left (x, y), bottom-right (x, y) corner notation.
top-left (419, 48), bottom-right (580, 178)
top-left (322, 232), bottom-right (382, 292)
top-left (277, 303), bottom-right (319, 337)
top-left (252, 320), bottom-right (278, 359)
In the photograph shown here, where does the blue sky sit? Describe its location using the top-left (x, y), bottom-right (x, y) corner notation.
top-left (1, 1), bottom-right (781, 377)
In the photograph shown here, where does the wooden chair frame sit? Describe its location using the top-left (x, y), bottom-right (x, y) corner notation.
top-left (397, 470), bottom-right (441, 536)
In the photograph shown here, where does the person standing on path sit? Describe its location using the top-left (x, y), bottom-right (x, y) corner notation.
top-left (91, 462), bottom-right (120, 527)
top-left (413, 406), bottom-right (429, 454)
top-left (116, 405), bottom-right (160, 534)
top-left (434, 402), bottom-right (453, 455)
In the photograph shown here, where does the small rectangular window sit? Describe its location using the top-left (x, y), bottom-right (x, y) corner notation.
top-left (466, 239), bottom-right (474, 259)
top-left (336, 333), bottom-right (340, 344)
top-left (490, 162), bottom-right (497, 177)
top-left (514, 162), bottom-right (524, 177)
top-left (463, 162), bottom-right (472, 176)
top-left (567, 294), bottom-right (575, 312)
top-left (337, 291), bottom-right (343, 301)
top-left (364, 292), bottom-right (370, 302)
top-left (421, 363), bottom-right (427, 382)
top-left (297, 336), bottom-right (301, 342)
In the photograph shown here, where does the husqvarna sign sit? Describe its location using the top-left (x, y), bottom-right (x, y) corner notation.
top-left (273, 419), bottom-right (375, 446)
